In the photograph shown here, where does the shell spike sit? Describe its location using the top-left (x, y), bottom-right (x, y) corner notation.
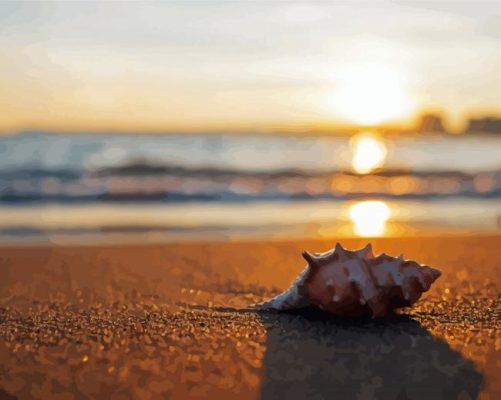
top-left (302, 251), bottom-right (318, 266)
top-left (357, 243), bottom-right (374, 258)
top-left (335, 242), bottom-right (349, 258)
top-left (398, 253), bottom-right (404, 260)
top-left (377, 252), bottom-right (391, 261)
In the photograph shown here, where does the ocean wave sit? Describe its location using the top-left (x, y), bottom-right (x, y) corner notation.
top-left (0, 162), bottom-right (500, 204)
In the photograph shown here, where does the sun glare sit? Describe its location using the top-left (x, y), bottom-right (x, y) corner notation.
top-left (348, 200), bottom-right (391, 237)
top-left (351, 132), bottom-right (387, 174)
top-left (330, 63), bottom-right (411, 125)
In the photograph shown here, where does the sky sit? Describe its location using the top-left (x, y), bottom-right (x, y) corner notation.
top-left (0, 1), bottom-right (500, 133)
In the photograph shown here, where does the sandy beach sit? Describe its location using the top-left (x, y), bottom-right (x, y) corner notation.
top-left (3, 1), bottom-right (501, 399)
top-left (0, 235), bottom-right (499, 399)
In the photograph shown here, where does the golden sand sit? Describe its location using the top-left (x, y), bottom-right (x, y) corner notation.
top-left (0, 236), bottom-right (499, 399)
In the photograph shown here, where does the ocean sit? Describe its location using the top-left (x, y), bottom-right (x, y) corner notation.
top-left (0, 131), bottom-right (500, 243)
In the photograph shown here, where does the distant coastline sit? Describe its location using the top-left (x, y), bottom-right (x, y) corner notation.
top-left (4, 111), bottom-right (501, 138)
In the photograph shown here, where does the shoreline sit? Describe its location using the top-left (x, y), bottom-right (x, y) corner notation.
top-left (0, 198), bottom-right (499, 249)
top-left (0, 230), bottom-right (500, 248)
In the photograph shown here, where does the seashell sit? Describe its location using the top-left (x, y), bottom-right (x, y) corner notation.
top-left (256, 243), bottom-right (441, 317)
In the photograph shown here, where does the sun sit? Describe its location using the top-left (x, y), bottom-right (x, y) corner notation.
top-left (330, 63), bottom-right (411, 125)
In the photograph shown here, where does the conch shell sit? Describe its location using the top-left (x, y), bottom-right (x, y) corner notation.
top-left (256, 243), bottom-right (441, 317)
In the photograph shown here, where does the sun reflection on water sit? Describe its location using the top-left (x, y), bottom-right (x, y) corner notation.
top-left (350, 132), bottom-right (387, 174)
top-left (348, 200), bottom-right (391, 237)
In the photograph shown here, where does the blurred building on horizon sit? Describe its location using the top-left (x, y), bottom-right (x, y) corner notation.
top-left (416, 113), bottom-right (447, 134)
top-left (465, 116), bottom-right (501, 134)
top-left (376, 111), bottom-right (501, 136)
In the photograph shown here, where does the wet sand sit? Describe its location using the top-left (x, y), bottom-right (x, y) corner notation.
top-left (0, 236), bottom-right (499, 399)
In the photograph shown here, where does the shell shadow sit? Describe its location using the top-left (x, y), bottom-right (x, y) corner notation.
top-left (258, 308), bottom-right (484, 400)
